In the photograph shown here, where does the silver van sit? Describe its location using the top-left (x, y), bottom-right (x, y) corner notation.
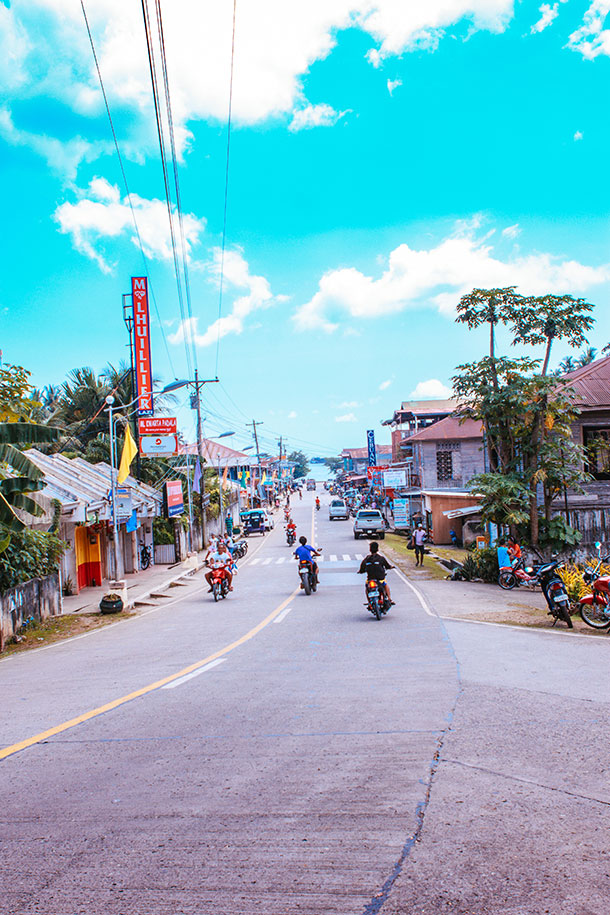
top-left (329, 498), bottom-right (349, 520)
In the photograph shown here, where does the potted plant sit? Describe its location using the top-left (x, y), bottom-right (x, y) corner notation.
top-left (99, 591), bottom-right (124, 614)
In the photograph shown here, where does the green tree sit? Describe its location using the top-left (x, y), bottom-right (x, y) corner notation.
top-left (323, 456), bottom-right (343, 473)
top-left (287, 450), bottom-right (310, 479)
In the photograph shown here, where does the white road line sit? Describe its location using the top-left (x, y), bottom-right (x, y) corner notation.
top-left (392, 567), bottom-right (435, 617)
top-left (161, 658), bottom-right (226, 690)
top-left (342, 554), bottom-right (351, 561)
top-left (276, 557), bottom-right (285, 564)
top-left (330, 554), bottom-right (338, 562)
top-left (250, 558), bottom-right (261, 566)
top-left (262, 558), bottom-right (272, 565)
top-left (355, 553), bottom-right (364, 560)
top-left (273, 606), bottom-right (293, 624)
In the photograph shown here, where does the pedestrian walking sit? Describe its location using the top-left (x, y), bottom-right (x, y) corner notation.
top-left (412, 523), bottom-right (427, 567)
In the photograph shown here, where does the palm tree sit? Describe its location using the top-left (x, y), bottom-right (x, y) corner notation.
top-left (576, 346), bottom-right (597, 367)
top-left (53, 367), bottom-right (110, 448)
top-left (556, 355), bottom-right (577, 375)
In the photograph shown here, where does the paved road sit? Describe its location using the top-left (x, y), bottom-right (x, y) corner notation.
top-left (0, 493), bottom-right (608, 914)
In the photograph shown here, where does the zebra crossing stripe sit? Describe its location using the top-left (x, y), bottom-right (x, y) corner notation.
top-left (342, 554), bottom-right (350, 561)
top-left (330, 554), bottom-right (338, 562)
top-left (276, 557), bottom-right (285, 564)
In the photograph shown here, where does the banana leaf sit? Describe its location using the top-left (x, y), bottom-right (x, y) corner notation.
top-left (7, 492), bottom-right (44, 516)
top-left (0, 443), bottom-right (44, 480)
top-left (0, 422), bottom-right (61, 445)
top-left (0, 533), bottom-right (9, 555)
top-left (0, 492), bottom-right (26, 531)
top-left (0, 477), bottom-right (46, 495)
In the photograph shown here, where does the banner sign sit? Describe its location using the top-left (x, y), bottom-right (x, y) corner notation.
top-left (141, 434), bottom-right (178, 457)
top-left (393, 498), bottom-right (409, 528)
top-left (383, 469), bottom-right (406, 489)
top-left (114, 487), bottom-right (133, 522)
top-left (139, 416), bottom-right (177, 435)
top-left (366, 429), bottom-right (377, 467)
top-left (367, 464), bottom-right (389, 485)
top-left (166, 480), bottom-right (184, 518)
top-left (131, 276), bottom-right (153, 417)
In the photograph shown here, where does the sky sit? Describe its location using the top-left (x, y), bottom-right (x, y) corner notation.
top-left (2, 0), bottom-right (610, 458)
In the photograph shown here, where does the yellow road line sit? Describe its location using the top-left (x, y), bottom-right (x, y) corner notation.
top-left (0, 586), bottom-right (299, 763)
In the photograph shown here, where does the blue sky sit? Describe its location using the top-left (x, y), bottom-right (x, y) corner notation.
top-left (2, 0), bottom-right (610, 457)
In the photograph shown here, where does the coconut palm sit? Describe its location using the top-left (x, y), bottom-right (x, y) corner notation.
top-left (576, 346), bottom-right (597, 367)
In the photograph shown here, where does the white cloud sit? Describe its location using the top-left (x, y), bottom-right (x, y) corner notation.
top-left (530, 3), bottom-right (559, 34)
top-left (569, 1), bottom-right (610, 59)
top-left (294, 221), bottom-right (610, 332)
top-left (339, 400), bottom-right (360, 407)
top-left (0, 107), bottom-right (101, 180)
top-left (289, 103), bottom-right (348, 131)
top-left (379, 379), bottom-right (392, 390)
top-left (335, 412), bottom-right (357, 422)
top-left (574, 130), bottom-right (584, 141)
top-left (287, 410), bottom-right (298, 419)
top-left (54, 178), bottom-right (205, 272)
top-left (387, 78), bottom-right (402, 95)
top-left (409, 379), bottom-right (454, 400)
top-left (2, 1), bottom-right (516, 172)
top-left (168, 248), bottom-right (282, 348)
top-left (502, 223), bottom-right (521, 239)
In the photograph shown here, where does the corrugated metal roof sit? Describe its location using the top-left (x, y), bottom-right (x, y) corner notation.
top-left (562, 356), bottom-right (610, 409)
top-left (408, 415), bottom-right (483, 442)
top-left (340, 446), bottom-right (393, 459)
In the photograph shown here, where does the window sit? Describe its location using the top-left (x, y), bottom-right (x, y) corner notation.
top-left (584, 427), bottom-right (610, 480)
top-left (436, 450), bottom-right (453, 481)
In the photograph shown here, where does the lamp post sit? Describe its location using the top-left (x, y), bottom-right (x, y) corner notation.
top-left (105, 394), bottom-right (124, 581)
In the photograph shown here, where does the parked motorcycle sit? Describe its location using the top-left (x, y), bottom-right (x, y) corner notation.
top-left (298, 559), bottom-right (317, 595)
top-left (140, 542), bottom-right (152, 570)
top-left (499, 557), bottom-right (572, 626)
top-left (232, 539), bottom-right (248, 560)
top-left (364, 578), bottom-right (390, 621)
top-left (210, 567), bottom-right (230, 602)
top-left (579, 543), bottom-right (610, 629)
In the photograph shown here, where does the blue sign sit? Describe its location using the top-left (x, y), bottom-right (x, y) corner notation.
top-left (367, 429), bottom-right (377, 466)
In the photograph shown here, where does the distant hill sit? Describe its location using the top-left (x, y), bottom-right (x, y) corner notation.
top-left (310, 457), bottom-right (325, 464)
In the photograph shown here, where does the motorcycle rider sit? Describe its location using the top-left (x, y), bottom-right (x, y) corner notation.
top-left (205, 540), bottom-right (234, 592)
top-left (358, 541), bottom-right (394, 605)
top-left (286, 517), bottom-right (297, 541)
top-left (315, 496), bottom-right (320, 510)
top-left (294, 535), bottom-right (321, 584)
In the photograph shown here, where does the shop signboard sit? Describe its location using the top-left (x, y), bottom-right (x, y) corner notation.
top-left (393, 498), bottom-right (409, 528)
top-left (138, 416), bottom-right (177, 435)
top-left (166, 480), bottom-right (184, 518)
top-left (366, 429), bottom-right (377, 466)
top-left (383, 469), bottom-right (406, 489)
top-left (131, 276), bottom-right (153, 416)
top-left (367, 464), bottom-right (389, 486)
top-left (115, 487), bottom-right (133, 521)
top-left (141, 434), bottom-right (178, 457)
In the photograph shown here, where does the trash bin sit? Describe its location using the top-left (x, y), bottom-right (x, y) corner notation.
top-left (475, 535), bottom-right (487, 550)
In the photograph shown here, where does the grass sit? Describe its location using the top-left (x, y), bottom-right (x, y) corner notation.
top-left (1, 611), bottom-right (134, 657)
top-left (385, 534), bottom-right (451, 580)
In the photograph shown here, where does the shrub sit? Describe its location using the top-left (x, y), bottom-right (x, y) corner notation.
top-left (455, 547), bottom-right (499, 583)
top-left (0, 527), bottom-right (65, 592)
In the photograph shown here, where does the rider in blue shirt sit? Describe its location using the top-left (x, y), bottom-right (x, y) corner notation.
top-left (295, 536), bottom-right (321, 581)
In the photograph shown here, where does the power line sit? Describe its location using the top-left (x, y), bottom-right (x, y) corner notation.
top-left (79, 0), bottom-right (176, 380)
top-left (215, 0), bottom-right (238, 378)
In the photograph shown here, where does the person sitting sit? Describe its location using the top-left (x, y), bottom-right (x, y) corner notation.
top-left (496, 538), bottom-right (512, 570)
top-left (507, 536), bottom-right (522, 567)
top-left (294, 535), bottom-right (320, 583)
top-left (286, 518), bottom-right (297, 535)
top-left (205, 540), bottom-right (233, 592)
top-left (358, 541), bottom-right (394, 604)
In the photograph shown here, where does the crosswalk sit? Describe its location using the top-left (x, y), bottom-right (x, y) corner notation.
top-left (248, 553), bottom-right (364, 566)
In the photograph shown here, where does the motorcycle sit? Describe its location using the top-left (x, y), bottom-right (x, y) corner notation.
top-left (501, 558), bottom-right (572, 627)
top-left (315, 501), bottom-right (320, 511)
top-left (498, 557), bottom-right (536, 590)
top-left (579, 542), bottom-right (610, 629)
top-left (210, 567), bottom-right (230, 602)
top-left (364, 578), bottom-right (390, 621)
top-left (286, 529), bottom-right (296, 546)
top-left (140, 542), bottom-right (152, 570)
top-left (298, 559), bottom-right (317, 595)
top-left (232, 539), bottom-right (248, 560)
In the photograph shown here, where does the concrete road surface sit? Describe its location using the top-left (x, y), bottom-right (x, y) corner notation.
top-left (0, 492), bottom-right (607, 914)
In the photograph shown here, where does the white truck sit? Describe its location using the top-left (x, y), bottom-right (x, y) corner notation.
top-left (353, 509), bottom-right (386, 540)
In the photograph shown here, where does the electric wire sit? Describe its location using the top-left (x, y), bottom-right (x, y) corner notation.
top-left (214, 0), bottom-right (238, 378)
top-left (140, 0), bottom-right (193, 380)
top-left (79, 0), bottom-right (176, 380)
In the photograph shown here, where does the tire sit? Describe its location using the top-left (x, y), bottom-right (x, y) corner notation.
top-left (141, 553), bottom-right (151, 570)
top-left (212, 583), bottom-right (220, 602)
top-left (554, 598), bottom-right (573, 628)
top-left (580, 601), bottom-right (610, 630)
top-left (370, 597), bottom-right (381, 620)
top-left (379, 532), bottom-right (385, 539)
top-left (302, 574), bottom-right (311, 595)
top-left (354, 533), bottom-right (359, 540)
top-left (311, 575), bottom-right (317, 593)
top-left (498, 570), bottom-right (517, 590)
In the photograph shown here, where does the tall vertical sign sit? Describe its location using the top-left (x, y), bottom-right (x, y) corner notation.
top-left (131, 276), bottom-right (153, 416)
top-left (366, 429), bottom-right (377, 467)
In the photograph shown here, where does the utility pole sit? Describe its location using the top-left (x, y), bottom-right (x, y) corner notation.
top-left (190, 370), bottom-right (219, 547)
top-left (278, 435), bottom-right (284, 493)
top-left (248, 420), bottom-right (263, 506)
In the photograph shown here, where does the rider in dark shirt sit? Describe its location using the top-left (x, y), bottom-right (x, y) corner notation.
top-left (358, 541), bottom-right (394, 604)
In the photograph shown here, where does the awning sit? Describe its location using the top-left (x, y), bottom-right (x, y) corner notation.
top-left (442, 505), bottom-right (482, 519)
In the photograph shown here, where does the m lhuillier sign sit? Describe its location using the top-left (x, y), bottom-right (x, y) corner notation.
top-left (132, 276), bottom-right (153, 416)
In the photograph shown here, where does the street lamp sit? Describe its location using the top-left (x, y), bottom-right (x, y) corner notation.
top-left (105, 394), bottom-right (124, 581)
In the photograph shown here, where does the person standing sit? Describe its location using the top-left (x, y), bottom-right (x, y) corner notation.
top-left (413, 523), bottom-right (427, 567)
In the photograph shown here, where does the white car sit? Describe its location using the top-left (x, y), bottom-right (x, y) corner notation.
top-left (329, 498), bottom-right (349, 520)
top-left (263, 510), bottom-right (275, 530)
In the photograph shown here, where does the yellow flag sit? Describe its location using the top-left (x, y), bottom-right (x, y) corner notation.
top-left (118, 424), bottom-right (138, 483)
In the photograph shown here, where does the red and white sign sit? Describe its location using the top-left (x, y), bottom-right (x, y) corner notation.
top-left (138, 416), bottom-right (177, 435)
top-left (166, 480), bottom-right (184, 518)
top-left (131, 276), bottom-right (153, 417)
top-left (367, 464), bottom-right (389, 481)
top-left (141, 434), bottom-right (178, 457)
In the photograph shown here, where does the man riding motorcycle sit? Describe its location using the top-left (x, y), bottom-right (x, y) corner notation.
top-left (205, 540), bottom-right (233, 592)
top-left (294, 535), bottom-right (321, 584)
top-left (358, 541), bottom-right (394, 604)
top-left (315, 496), bottom-right (320, 510)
